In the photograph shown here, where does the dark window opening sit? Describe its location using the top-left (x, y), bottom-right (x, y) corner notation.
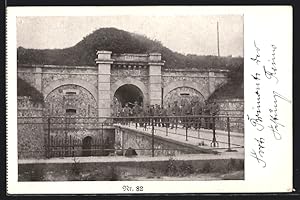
top-left (65, 91), bottom-right (77, 95)
top-left (66, 109), bottom-right (76, 114)
top-left (180, 93), bottom-right (190, 96)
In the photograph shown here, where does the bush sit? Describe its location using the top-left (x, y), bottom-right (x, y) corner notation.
top-left (71, 157), bottom-right (81, 176)
top-left (178, 162), bottom-right (194, 176)
top-left (200, 162), bottom-right (212, 173)
top-left (165, 157), bottom-right (178, 176)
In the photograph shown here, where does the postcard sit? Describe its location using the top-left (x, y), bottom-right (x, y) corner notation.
top-left (6, 6), bottom-right (293, 194)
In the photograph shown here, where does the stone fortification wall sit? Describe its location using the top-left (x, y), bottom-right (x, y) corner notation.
top-left (42, 66), bottom-right (98, 89)
top-left (162, 69), bottom-right (228, 106)
top-left (17, 65), bottom-right (98, 96)
top-left (18, 97), bottom-right (46, 159)
top-left (215, 98), bottom-right (244, 133)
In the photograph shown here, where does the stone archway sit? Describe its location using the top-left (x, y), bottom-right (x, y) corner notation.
top-left (44, 84), bottom-right (98, 117)
top-left (164, 86), bottom-right (205, 106)
top-left (111, 77), bottom-right (148, 105)
top-left (114, 84), bottom-right (144, 107)
top-left (43, 78), bottom-right (98, 101)
top-left (82, 136), bottom-right (92, 156)
top-left (163, 80), bottom-right (209, 100)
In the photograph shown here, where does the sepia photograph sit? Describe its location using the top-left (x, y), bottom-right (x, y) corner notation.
top-left (16, 15), bottom-right (244, 182)
top-left (6, 5), bottom-right (293, 194)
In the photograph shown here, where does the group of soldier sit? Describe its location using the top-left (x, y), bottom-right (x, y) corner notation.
top-left (112, 99), bottom-right (220, 130)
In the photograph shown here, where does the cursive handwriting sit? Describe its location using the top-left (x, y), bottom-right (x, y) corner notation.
top-left (263, 44), bottom-right (279, 83)
top-left (250, 40), bottom-right (261, 65)
top-left (247, 72), bottom-right (264, 131)
top-left (268, 91), bottom-right (292, 140)
top-left (251, 137), bottom-right (266, 168)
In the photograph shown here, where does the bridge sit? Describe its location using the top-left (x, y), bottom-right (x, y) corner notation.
top-left (17, 115), bottom-right (244, 159)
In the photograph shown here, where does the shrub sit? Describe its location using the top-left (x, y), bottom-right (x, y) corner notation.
top-left (71, 157), bottom-right (81, 176)
top-left (165, 157), bottom-right (178, 176)
top-left (200, 162), bottom-right (212, 173)
top-left (178, 162), bottom-right (194, 176)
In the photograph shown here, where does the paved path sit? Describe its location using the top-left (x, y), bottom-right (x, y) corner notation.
top-left (117, 123), bottom-right (244, 153)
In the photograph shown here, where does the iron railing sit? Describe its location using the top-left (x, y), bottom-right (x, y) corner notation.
top-left (17, 115), bottom-right (244, 158)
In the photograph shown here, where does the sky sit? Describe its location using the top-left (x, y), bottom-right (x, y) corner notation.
top-left (17, 15), bottom-right (243, 57)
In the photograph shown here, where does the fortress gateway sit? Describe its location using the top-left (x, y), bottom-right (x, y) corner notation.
top-left (18, 51), bottom-right (229, 118)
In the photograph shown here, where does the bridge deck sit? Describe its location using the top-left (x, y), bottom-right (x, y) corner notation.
top-left (117, 123), bottom-right (244, 153)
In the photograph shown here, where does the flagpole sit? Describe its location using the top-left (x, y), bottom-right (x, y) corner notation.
top-left (217, 21), bottom-right (220, 57)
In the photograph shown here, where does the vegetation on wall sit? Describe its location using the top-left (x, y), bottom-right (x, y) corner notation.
top-left (17, 76), bottom-right (44, 103)
top-left (208, 64), bottom-right (244, 100)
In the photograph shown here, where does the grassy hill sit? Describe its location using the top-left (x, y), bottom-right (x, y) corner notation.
top-left (17, 27), bottom-right (243, 69)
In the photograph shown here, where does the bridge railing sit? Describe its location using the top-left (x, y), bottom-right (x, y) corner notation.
top-left (113, 115), bottom-right (244, 156)
top-left (17, 115), bottom-right (244, 159)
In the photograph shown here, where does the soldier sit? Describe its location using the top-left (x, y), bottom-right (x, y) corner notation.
top-left (192, 101), bottom-right (204, 130)
top-left (123, 103), bottom-right (131, 125)
top-left (210, 100), bottom-right (220, 130)
top-left (191, 101), bottom-right (197, 129)
top-left (203, 100), bottom-right (211, 129)
top-left (165, 104), bottom-right (173, 129)
top-left (181, 100), bottom-right (192, 128)
top-left (149, 105), bottom-right (155, 126)
top-left (171, 101), bottom-right (180, 129)
top-left (138, 104), bottom-right (144, 127)
top-left (153, 104), bottom-right (160, 127)
top-left (132, 101), bottom-right (140, 127)
top-left (144, 104), bottom-right (150, 128)
top-left (160, 105), bottom-right (167, 127)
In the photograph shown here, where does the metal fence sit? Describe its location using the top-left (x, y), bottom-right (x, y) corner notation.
top-left (17, 115), bottom-right (244, 158)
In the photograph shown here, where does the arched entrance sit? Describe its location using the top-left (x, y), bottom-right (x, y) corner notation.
top-left (44, 84), bottom-right (97, 117)
top-left (164, 87), bottom-right (205, 106)
top-left (82, 136), bottom-right (92, 156)
top-left (114, 84), bottom-right (143, 108)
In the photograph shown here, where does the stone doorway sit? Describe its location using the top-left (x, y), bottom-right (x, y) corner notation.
top-left (82, 136), bottom-right (92, 156)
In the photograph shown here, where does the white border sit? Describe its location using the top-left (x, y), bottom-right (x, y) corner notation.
top-left (7, 6), bottom-right (293, 194)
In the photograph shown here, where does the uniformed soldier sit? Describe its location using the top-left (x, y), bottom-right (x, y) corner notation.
top-left (160, 105), bottom-right (167, 127)
top-left (123, 103), bottom-right (131, 125)
top-left (119, 104), bottom-right (124, 124)
top-left (191, 102), bottom-right (197, 129)
top-left (144, 105), bottom-right (150, 127)
top-left (154, 104), bottom-right (161, 127)
top-left (132, 101), bottom-right (140, 127)
top-left (171, 101), bottom-right (181, 129)
top-left (149, 105), bottom-right (155, 126)
top-left (210, 100), bottom-right (220, 130)
top-left (138, 104), bottom-right (144, 127)
top-left (181, 100), bottom-right (192, 128)
top-left (203, 100), bottom-right (211, 129)
top-left (198, 101), bottom-right (205, 128)
top-left (194, 101), bottom-right (204, 129)
top-left (166, 104), bottom-right (173, 128)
